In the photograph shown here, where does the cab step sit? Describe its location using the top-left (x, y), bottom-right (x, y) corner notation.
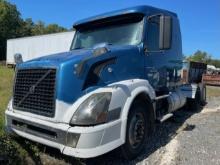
top-left (157, 113), bottom-right (173, 123)
top-left (155, 94), bottom-right (170, 101)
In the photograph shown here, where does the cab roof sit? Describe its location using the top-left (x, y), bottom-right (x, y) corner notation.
top-left (73, 5), bottom-right (177, 28)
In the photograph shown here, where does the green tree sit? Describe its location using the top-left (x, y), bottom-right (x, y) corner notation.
top-left (187, 50), bottom-right (220, 68)
top-left (29, 21), bottom-right (67, 36)
top-left (45, 24), bottom-right (67, 34)
top-left (21, 18), bottom-right (35, 36)
top-left (0, 1), bottom-right (68, 61)
top-left (209, 59), bottom-right (220, 68)
top-left (0, 0), bottom-right (23, 60)
top-left (187, 50), bottom-right (211, 63)
top-left (31, 21), bottom-right (46, 35)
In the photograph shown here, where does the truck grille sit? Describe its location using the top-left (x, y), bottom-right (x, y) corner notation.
top-left (13, 68), bottom-right (56, 117)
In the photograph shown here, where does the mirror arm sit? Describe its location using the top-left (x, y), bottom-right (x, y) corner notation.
top-left (144, 45), bottom-right (148, 52)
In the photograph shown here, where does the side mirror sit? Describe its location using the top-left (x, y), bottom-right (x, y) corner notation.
top-left (14, 53), bottom-right (23, 65)
top-left (159, 15), bottom-right (172, 49)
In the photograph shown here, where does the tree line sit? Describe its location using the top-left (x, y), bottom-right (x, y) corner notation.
top-left (186, 50), bottom-right (220, 68)
top-left (0, 0), bottom-right (68, 60)
top-left (1, 0), bottom-right (219, 67)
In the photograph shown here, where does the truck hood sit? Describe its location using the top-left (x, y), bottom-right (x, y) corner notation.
top-left (16, 45), bottom-right (142, 105)
top-left (18, 49), bottom-right (93, 68)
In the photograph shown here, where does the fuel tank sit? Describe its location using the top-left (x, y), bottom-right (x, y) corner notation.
top-left (167, 90), bottom-right (186, 112)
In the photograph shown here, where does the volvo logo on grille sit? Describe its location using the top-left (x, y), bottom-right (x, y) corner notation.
top-left (15, 69), bottom-right (53, 109)
top-left (29, 85), bottom-right (36, 94)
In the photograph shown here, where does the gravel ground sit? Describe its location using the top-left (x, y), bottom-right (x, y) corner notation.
top-left (134, 96), bottom-right (220, 165)
top-left (5, 90), bottom-right (220, 165)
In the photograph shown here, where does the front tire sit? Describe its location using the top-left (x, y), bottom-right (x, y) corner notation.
top-left (121, 101), bottom-right (150, 160)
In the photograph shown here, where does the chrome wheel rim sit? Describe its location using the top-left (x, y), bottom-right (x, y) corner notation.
top-left (128, 112), bottom-right (145, 149)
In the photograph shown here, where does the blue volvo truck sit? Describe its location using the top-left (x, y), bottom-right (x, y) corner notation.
top-left (5, 5), bottom-right (206, 159)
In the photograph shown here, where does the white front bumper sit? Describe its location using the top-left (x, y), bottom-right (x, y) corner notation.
top-left (5, 110), bottom-right (124, 158)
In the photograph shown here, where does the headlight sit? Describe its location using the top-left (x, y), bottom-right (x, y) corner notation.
top-left (70, 92), bottom-right (112, 126)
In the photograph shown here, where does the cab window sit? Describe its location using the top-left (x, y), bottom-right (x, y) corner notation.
top-left (145, 16), bottom-right (160, 51)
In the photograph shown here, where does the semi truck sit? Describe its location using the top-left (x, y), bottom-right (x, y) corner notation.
top-left (5, 5), bottom-right (206, 160)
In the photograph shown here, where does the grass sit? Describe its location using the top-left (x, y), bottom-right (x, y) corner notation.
top-left (0, 66), bottom-right (27, 164)
top-left (0, 66), bottom-right (41, 164)
top-left (206, 85), bottom-right (220, 98)
top-left (0, 65), bottom-right (69, 164)
top-left (0, 65), bottom-right (14, 131)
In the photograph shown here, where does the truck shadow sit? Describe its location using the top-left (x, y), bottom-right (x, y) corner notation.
top-left (11, 106), bottom-right (203, 165)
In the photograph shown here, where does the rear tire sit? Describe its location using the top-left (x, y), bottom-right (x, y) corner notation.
top-left (121, 101), bottom-right (150, 160)
top-left (200, 85), bottom-right (206, 106)
top-left (187, 90), bottom-right (201, 111)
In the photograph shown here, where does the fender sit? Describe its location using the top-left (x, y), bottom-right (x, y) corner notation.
top-left (63, 78), bottom-right (156, 145)
top-left (180, 83), bottom-right (199, 99)
top-left (108, 79), bottom-right (156, 144)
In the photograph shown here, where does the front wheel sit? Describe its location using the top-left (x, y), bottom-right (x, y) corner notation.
top-left (121, 101), bottom-right (150, 160)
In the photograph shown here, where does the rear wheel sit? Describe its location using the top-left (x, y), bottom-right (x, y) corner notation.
top-left (187, 90), bottom-right (201, 111)
top-left (121, 101), bottom-right (150, 160)
top-left (200, 85), bottom-right (206, 106)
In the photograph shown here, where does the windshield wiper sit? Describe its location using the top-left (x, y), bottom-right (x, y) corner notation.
top-left (73, 42), bottom-right (113, 50)
top-left (72, 46), bottom-right (85, 50)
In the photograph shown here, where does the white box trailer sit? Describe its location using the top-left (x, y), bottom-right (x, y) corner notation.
top-left (6, 31), bottom-right (75, 65)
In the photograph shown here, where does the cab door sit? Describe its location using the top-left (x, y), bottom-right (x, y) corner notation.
top-left (144, 15), bottom-right (173, 93)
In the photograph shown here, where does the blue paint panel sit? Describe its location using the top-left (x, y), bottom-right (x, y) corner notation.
top-left (73, 5), bottom-right (177, 27)
top-left (144, 16), bottom-right (183, 90)
top-left (17, 45), bottom-right (144, 104)
top-left (17, 49), bottom-right (93, 104)
top-left (17, 5), bottom-right (182, 105)
top-left (100, 45), bottom-right (144, 83)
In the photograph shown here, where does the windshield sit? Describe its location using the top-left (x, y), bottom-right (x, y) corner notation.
top-left (71, 18), bottom-right (144, 50)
